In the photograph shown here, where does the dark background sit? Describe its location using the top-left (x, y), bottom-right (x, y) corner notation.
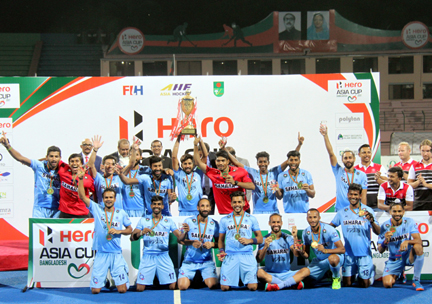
top-left (4, 0), bottom-right (432, 35)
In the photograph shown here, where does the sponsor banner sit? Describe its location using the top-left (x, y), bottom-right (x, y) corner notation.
top-left (0, 203), bottom-right (13, 217)
top-left (335, 129), bottom-right (365, 144)
top-left (0, 170), bottom-right (13, 184)
top-left (1, 73), bottom-right (379, 239)
top-left (335, 113), bottom-right (363, 128)
top-left (28, 212), bottom-right (432, 288)
top-left (0, 185), bottom-right (13, 201)
top-left (118, 27), bottom-right (145, 55)
top-left (0, 84), bottom-right (20, 109)
top-left (0, 150), bottom-right (14, 167)
top-left (328, 80), bottom-right (371, 104)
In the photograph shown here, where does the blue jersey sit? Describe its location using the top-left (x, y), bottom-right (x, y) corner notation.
top-left (138, 174), bottom-right (173, 216)
top-left (302, 223), bottom-right (341, 261)
top-left (378, 217), bottom-right (419, 260)
top-left (331, 205), bottom-right (376, 256)
top-left (278, 169), bottom-right (314, 213)
top-left (88, 200), bottom-right (131, 253)
top-left (30, 160), bottom-right (60, 209)
top-left (174, 168), bottom-right (203, 212)
top-left (259, 232), bottom-right (293, 273)
top-left (245, 166), bottom-right (281, 213)
top-left (94, 173), bottom-right (124, 209)
top-left (183, 216), bottom-right (219, 263)
top-left (136, 216), bottom-right (178, 255)
top-left (219, 212), bottom-right (260, 254)
top-left (332, 164), bottom-right (368, 210)
top-left (121, 168), bottom-right (146, 211)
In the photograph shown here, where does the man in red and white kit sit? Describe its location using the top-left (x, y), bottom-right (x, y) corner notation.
top-left (378, 166), bottom-right (413, 211)
top-left (408, 139), bottom-right (432, 211)
top-left (355, 144), bottom-right (387, 211)
top-left (58, 153), bottom-right (95, 218)
top-left (193, 136), bottom-right (255, 214)
top-left (395, 142), bottom-right (417, 181)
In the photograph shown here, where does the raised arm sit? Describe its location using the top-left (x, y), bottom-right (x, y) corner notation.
top-left (0, 134), bottom-right (31, 166)
top-left (319, 125), bottom-right (338, 167)
top-left (123, 142), bottom-right (139, 175)
top-left (220, 141), bottom-right (243, 168)
top-left (77, 167), bottom-right (90, 207)
top-left (172, 136), bottom-right (181, 171)
top-left (114, 165), bottom-right (139, 185)
top-left (88, 135), bottom-right (104, 178)
top-left (295, 132), bottom-right (304, 152)
top-left (193, 136), bottom-right (207, 172)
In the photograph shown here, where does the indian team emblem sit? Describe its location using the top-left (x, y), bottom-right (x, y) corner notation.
top-left (164, 219), bottom-right (168, 222)
top-left (385, 224), bottom-right (390, 228)
top-left (227, 215), bottom-right (231, 219)
top-left (192, 219), bottom-right (197, 223)
top-left (302, 172), bottom-right (305, 176)
top-left (356, 171), bottom-right (360, 175)
top-left (323, 229), bottom-right (326, 233)
top-left (306, 231), bottom-right (310, 235)
top-left (210, 221), bottom-right (214, 225)
top-left (246, 214), bottom-right (250, 217)
top-left (146, 218), bottom-right (150, 221)
top-left (284, 174), bottom-right (288, 178)
top-left (116, 210), bottom-right (120, 213)
top-left (404, 220), bottom-right (407, 224)
top-left (344, 208), bottom-right (348, 212)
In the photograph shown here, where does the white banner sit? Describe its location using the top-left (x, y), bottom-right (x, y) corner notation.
top-left (28, 212), bottom-right (432, 288)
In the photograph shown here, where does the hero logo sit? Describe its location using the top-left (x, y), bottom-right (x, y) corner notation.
top-left (60, 230), bottom-right (94, 242)
top-left (158, 117), bottom-right (234, 138)
top-left (123, 85), bottom-right (143, 95)
top-left (160, 84), bottom-right (191, 96)
top-left (335, 81), bottom-right (363, 101)
top-left (0, 122), bottom-right (12, 129)
top-left (0, 87), bottom-right (11, 107)
top-left (39, 227), bottom-right (53, 246)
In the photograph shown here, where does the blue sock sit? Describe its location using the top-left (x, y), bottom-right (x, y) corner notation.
top-left (329, 263), bottom-right (341, 278)
top-left (413, 254), bottom-right (424, 281)
top-left (277, 277), bottom-right (296, 289)
top-left (271, 276), bottom-right (283, 284)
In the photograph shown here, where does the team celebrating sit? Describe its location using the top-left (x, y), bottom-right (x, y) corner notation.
top-left (0, 123), bottom-right (429, 293)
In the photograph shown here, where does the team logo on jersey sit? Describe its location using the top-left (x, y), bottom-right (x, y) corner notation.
top-left (307, 231), bottom-right (310, 235)
top-left (323, 229), bottom-right (326, 233)
top-left (93, 277), bottom-right (98, 284)
top-left (139, 274), bottom-right (144, 280)
top-left (246, 214), bottom-right (250, 217)
top-left (146, 218), bottom-right (150, 221)
top-left (404, 220), bottom-right (407, 224)
top-left (164, 219), bottom-right (168, 222)
top-left (192, 219), bottom-right (197, 223)
top-left (385, 224), bottom-right (390, 228)
top-left (332, 232), bottom-right (338, 238)
top-left (227, 215), bottom-right (232, 219)
top-left (344, 208), bottom-right (348, 212)
top-left (210, 221), bottom-right (214, 225)
top-left (356, 172), bottom-right (360, 175)
top-left (116, 210), bottom-right (119, 213)
top-left (284, 174), bottom-right (288, 178)
top-left (301, 172), bottom-right (305, 176)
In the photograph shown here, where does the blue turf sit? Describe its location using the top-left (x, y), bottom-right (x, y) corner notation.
top-left (1, 271), bottom-right (431, 304)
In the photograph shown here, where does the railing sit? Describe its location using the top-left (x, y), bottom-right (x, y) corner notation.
top-left (380, 110), bottom-right (432, 131)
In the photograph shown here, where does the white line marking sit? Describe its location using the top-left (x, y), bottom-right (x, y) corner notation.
top-left (174, 289), bottom-right (181, 304)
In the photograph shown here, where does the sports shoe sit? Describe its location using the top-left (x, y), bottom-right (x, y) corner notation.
top-left (265, 283), bottom-right (280, 291)
top-left (332, 277), bottom-right (341, 290)
top-left (402, 272), bottom-right (407, 284)
top-left (412, 280), bottom-right (424, 291)
top-left (294, 281), bottom-right (304, 290)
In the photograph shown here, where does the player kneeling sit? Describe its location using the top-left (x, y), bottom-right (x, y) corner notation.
top-left (178, 199), bottom-right (219, 290)
top-left (378, 203), bottom-right (425, 291)
top-left (257, 213), bottom-right (310, 291)
top-left (77, 167), bottom-right (132, 294)
top-left (298, 209), bottom-right (346, 289)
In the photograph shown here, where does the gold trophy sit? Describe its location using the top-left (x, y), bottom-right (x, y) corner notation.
top-left (180, 89), bottom-right (197, 135)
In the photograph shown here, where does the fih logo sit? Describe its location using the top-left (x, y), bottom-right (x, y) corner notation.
top-left (160, 83), bottom-right (192, 96)
top-left (123, 85), bottom-right (143, 96)
top-left (68, 258), bottom-right (91, 279)
top-left (39, 227), bottom-right (53, 246)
